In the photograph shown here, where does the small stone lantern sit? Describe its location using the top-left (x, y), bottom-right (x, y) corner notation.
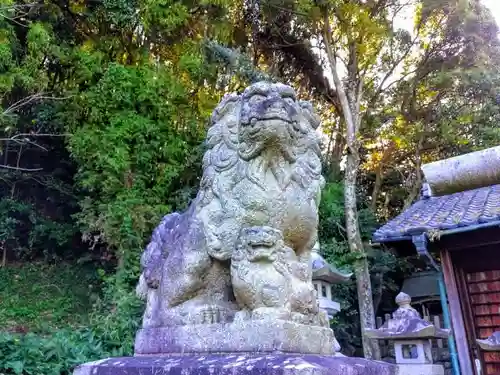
top-left (365, 292), bottom-right (449, 375)
top-left (311, 242), bottom-right (352, 319)
top-left (311, 242), bottom-right (352, 356)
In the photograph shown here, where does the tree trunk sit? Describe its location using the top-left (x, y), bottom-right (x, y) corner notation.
top-left (403, 170), bottom-right (422, 209)
top-left (325, 123), bottom-right (342, 180)
top-left (370, 144), bottom-right (393, 212)
top-left (370, 167), bottom-right (383, 212)
top-left (372, 272), bottom-right (385, 314)
top-left (403, 137), bottom-right (423, 209)
top-left (329, 124), bottom-right (345, 181)
top-left (382, 193), bottom-right (391, 221)
top-left (2, 244), bottom-right (6, 267)
top-left (322, 11), bottom-right (380, 359)
top-left (344, 149), bottom-right (381, 360)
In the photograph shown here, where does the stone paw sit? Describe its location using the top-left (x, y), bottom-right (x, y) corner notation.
top-left (291, 312), bottom-right (309, 324)
top-left (252, 307), bottom-right (291, 321)
top-left (302, 311), bottom-right (330, 328)
top-left (234, 310), bottom-right (251, 323)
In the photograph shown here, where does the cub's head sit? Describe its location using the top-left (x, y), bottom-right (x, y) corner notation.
top-left (232, 226), bottom-right (285, 263)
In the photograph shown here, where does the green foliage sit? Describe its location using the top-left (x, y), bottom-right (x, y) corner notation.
top-left (0, 263), bottom-right (142, 375)
top-left (0, 199), bottom-right (75, 262)
top-left (0, 263), bottom-right (98, 332)
top-left (0, 329), bottom-right (103, 375)
top-left (204, 40), bottom-right (275, 84)
top-left (0, 307), bottom-right (140, 375)
top-left (67, 62), bottom-right (212, 285)
top-left (87, 284), bottom-right (143, 356)
top-left (0, 0), bottom-right (235, 268)
top-left (319, 182), bottom-right (376, 243)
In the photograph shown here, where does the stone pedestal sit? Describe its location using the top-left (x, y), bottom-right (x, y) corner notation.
top-left (135, 320), bottom-right (334, 355)
top-left (73, 355), bottom-right (396, 375)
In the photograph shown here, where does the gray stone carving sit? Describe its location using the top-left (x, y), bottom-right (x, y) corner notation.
top-left (134, 81), bottom-right (334, 355)
top-left (73, 81), bottom-right (435, 375)
top-left (231, 226), bottom-right (327, 326)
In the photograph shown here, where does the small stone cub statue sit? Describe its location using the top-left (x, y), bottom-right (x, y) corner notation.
top-left (231, 226), bottom-right (329, 327)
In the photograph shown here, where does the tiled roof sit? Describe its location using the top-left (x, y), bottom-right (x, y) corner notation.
top-left (373, 184), bottom-right (500, 242)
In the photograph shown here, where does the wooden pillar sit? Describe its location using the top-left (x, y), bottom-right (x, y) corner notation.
top-left (441, 248), bottom-right (475, 375)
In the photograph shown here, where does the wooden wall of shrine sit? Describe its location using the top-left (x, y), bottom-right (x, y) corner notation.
top-left (439, 230), bottom-right (500, 375)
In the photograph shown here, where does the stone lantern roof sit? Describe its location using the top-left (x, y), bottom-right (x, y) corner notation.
top-left (477, 332), bottom-right (500, 351)
top-left (365, 292), bottom-right (450, 340)
top-left (311, 242), bottom-right (352, 284)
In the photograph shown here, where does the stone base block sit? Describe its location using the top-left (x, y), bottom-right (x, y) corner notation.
top-left (135, 320), bottom-right (335, 355)
top-left (395, 364), bottom-right (444, 375)
top-left (73, 354), bottom-right (396, 375)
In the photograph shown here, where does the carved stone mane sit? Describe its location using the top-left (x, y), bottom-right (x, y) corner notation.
top-left (195, 82), bottom-right (324, 261)
top-left (198, 85), bottom-right (323, 206)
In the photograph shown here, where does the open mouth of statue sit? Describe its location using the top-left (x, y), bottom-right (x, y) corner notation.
top-left (245, 115), bottom-right (293, 127)
top-left (248, 245), bottom-right (276, 261)
top-left (245, 228), bottom-right (279, 248)
top-left (248, 240), bottom-right (275, 248)
top-left (242, 115), bottom-right (296, 139)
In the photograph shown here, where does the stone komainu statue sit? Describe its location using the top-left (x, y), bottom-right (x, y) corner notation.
top-left (136, 81), bottom-right (326, 329)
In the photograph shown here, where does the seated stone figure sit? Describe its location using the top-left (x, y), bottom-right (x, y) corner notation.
top-left (231, 226), bottom-right (328, 327)
top-left (135, 82), bottom-right (328, 339)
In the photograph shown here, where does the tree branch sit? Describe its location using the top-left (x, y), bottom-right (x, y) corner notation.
top-left (0, 164), bottom-right (42, 172)
top-left (0, 133), bottom-right (70, 172)
top-left (368, 26), bottom-right (423, 106)
top-left (322, 12), bottom-right (356, 150)
top-left (3, 93), bottom-right (73, 115)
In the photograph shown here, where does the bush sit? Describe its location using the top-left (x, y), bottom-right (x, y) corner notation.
top-left (0, 287), bottom-right (142, 375)
top-left (86, 281), bottom-right (144, 357)
top-left (0, 263), bottom-right (98, 332)
top-left (0, 329), bottom-right (104, 375)
top-left (0, 198), bottom-right (76, 264)
top-left (0, 261), bottom-right (144, 375)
